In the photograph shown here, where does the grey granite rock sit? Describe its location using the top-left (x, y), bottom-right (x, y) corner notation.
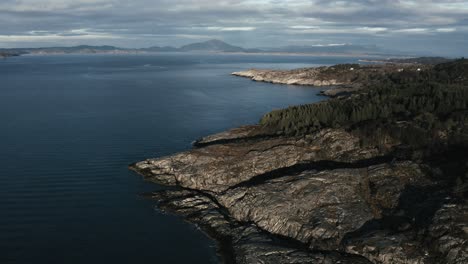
top-left (427, 203), bottom-right (468, 264)
top-left (148, 189), bottom-right (372, 264)
top-left (193, 125), bottom-right (264, 147)
top-left (131, 124), bottom-right (466, 263)
top-left (232, 64), bottom-right (431, 97)
top-left (344, 230), bottom-right (431, 264)
top-left (232, 68), bottom-right (344, 86)
top-left (217, 162), bottom-right (431, 251)
top-left (131, 128), bottom-right (381, 193)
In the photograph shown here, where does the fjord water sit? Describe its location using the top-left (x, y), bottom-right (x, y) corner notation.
top-left (0, 54), bottom-right (360, 263)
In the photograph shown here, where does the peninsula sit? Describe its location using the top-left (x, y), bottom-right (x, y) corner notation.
top-left (232, 63), bottom-right (430, 97)
top-left (131, 59), bottom-right (468, 264)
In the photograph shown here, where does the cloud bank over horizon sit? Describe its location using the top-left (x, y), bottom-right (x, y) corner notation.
top-left (1, 0), bottom-right (467, 56)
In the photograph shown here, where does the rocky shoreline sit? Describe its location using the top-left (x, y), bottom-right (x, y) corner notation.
top-left (131, 126), bottom-right (467, 263)
top-left (232, 63), bottom-right (431, 97)
top-left (131, 60), bottom-right (467, 264)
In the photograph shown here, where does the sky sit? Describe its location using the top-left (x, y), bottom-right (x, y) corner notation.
top-left (1, 0), bottom-right (468, 56)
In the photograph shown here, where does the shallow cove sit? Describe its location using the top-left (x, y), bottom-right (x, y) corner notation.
top-left (0, 53), bottom-right (362, 263)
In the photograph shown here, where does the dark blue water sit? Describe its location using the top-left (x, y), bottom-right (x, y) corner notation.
top-left (0, 53), bottom-right (361, 263)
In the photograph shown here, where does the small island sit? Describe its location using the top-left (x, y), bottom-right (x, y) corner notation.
top-left (131, 58), bottom-right (468, 264)
top-left (0, 51), bottom-right (21, 58)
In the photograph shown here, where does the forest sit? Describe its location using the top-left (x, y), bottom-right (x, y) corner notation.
top-left (263, 62), bottom-right (466, 150)
top-left (259, 59), bottom-right (468, 195)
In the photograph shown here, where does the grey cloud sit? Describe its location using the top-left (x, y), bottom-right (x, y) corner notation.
top-left (0, 0), bottom-right (467, 56)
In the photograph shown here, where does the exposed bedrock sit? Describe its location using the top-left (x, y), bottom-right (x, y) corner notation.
top-left (231, 64), bottom-right (430, 88)
top-left (132, 126), bottom-right (382, 193)
top-left (232, 69), bottom-right (344, 86)
top-left (217, 162), bottom-right (432, 250)
top-left (132, 126), bottom-right (467, 263)
top-left (148, 190), bottom-right (373, 264)
top-left (231, 64), bottom-right (433, 98)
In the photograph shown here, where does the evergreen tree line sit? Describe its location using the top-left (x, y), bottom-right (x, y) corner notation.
top-left (259, 59), bottom-right (468, 138)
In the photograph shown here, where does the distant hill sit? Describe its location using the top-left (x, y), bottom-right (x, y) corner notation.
top-left (2, 45), bottom-right (129, 55)
top-left (140, 46), bottom-right (179, 52)
top-left (179, 39), bottom-right (245, 52)
top-left (0, 39), bottom-right (417, 56)
top-left (0, 40), bottom-right (260, 55)
top-left (175, 41), bottom-right (407, 55)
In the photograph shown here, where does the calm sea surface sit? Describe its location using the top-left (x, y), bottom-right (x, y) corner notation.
top-left (0, 53), bottom-right (362, 263)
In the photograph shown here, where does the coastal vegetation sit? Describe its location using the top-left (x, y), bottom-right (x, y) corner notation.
top-left (258, 59), bottom-right (468, 197)
top-left (261, 59), bottom-right (468, 141)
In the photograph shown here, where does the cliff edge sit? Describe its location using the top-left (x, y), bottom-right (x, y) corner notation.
top-left (131, 59), bottom-right (468, 264)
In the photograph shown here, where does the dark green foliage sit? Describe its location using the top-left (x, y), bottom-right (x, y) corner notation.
top-left (259, 59), bottom-right (468, 198)
top-left (259, 59), bottom-right (468, 146)
top-left (261, 83), bottom-right (468, 136)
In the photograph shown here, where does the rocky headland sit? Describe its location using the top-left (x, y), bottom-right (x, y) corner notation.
top-left (131, 59), bottom-right (468, 263)
top-left (232, 63), bottom-right (433, 97)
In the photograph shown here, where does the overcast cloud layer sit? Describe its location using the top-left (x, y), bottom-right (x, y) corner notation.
top-left (1, 0), bottom-right (467, 56)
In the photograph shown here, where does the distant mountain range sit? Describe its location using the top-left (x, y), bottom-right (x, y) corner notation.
top-left (0, 39), bottom-right (405, 56)
top-left (1, 45), bottom-right (130, 55)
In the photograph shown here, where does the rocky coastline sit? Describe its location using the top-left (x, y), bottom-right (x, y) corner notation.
top-left (131, 60), bottom-right (467, 264)
top-left (232, 63), bottom-right (431, 97)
